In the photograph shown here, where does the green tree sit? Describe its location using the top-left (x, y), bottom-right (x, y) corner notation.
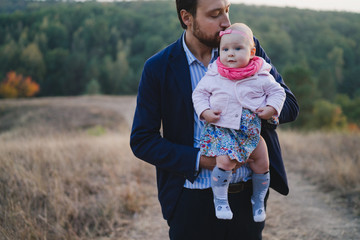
top-left (284, 65), bottom-right (319, 128)
top-left (84, 78), bottom-right (101, 95)
top-left (255, 24), bottom-right (293, 70)
top-left (335, 94), bottom-right (360, 126)
top-left (43, 48), bottom-right (69, 96)
top-left (20, 42), bottom-right (46, 81)
top-left (63, 52), bottom-right (87, 95)
top-left (18, 27), bottom-right (29, 48)
top-left (40, 17), bottom-right (68, 50)
top-left (0, 38), bottom-right (20, 74)
top-left (317, 70), bottom-right (336, 101)
top-left (327, 47), bottom-right (344, 83)
top-left (100, 40), bottom-right (133, 94)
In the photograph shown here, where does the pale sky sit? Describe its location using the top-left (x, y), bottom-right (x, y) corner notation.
top-left (94, 0), bottom-right (360, 13)
top-left (231, 0), bottom-right (360, 13)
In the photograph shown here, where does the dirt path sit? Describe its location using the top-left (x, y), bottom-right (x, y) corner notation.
top-left (263, 172), bottom-right (360, 239)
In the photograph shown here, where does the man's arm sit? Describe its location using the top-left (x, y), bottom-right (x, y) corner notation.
top-left (130, 59), bottom-right (199, 182)
top-left (254, 37), bottom-right (299, 124)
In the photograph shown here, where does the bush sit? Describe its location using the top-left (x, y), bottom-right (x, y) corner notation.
top-left (84, 78), bottom-right (102, 95)
top-left (311, 99), bottom-right (347, 130)
top-left (0, 71), bottom-right (40, 98)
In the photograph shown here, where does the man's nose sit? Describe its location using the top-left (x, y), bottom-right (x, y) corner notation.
top-left (220, 13), bottom-right (230, 28)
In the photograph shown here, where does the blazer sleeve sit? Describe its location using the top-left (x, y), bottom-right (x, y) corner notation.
top-left (130, 57), bottom-right (199, 183)
top-left (263, 75), bottom-right (286, 116)
top-left (254, 37), bottom-right (299, 124)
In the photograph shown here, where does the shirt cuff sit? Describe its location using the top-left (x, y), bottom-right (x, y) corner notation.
top-left (195, 151), bottom-right (201, 176)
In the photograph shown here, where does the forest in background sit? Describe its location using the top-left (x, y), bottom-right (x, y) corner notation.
top-left (0, 0), bottom-right (360, 130)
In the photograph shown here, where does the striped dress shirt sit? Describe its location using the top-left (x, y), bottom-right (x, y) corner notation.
top-left (182, 33), bottom-right (252, 189)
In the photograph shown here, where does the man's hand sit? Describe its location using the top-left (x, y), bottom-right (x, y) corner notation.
top-left (199, 155), bottom-right (254, 173)
top-left (199, 155), bottom-right (216, 170)
top-left (200, 109), bottom-right (222, 123)
top-left (256, 106), bottom-right (277, 120)
top-left (231, 157), bottom-right (254, 173)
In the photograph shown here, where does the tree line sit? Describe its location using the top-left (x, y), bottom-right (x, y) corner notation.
top-left (0, 0), bottom-right (359, 130)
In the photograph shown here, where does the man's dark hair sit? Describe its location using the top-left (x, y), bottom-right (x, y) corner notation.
top-left (176, 0), bottom-right (198, 29)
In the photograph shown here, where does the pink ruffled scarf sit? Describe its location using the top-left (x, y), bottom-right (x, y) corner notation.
top-left (217, 56), bottom-right (263, 80)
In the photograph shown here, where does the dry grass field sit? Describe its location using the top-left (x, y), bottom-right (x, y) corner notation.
top-left (0, 96), bottom-right (359, 240)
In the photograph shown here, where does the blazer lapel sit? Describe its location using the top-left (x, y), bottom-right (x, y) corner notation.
top-left (168, 38), bottom-right (194, 123)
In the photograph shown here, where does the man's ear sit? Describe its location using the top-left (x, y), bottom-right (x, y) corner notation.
top-left (250, 47), bottom-right (256, 58)
top-left (180, 9), bottom-right (193, 27)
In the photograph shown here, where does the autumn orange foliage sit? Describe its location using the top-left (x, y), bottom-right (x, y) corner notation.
top-left (0, 71), bottom-right (40, 98)
top-left (348, 123), bottom-right (360, 133)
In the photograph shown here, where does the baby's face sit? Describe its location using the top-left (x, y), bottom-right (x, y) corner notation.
top-left (219, 33), bottom-right (253, 68)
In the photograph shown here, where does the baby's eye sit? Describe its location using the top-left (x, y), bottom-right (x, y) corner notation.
top-left (235, 47), bottom-right (241, 51)
top-left (223, 48), bottom-right (229, 52)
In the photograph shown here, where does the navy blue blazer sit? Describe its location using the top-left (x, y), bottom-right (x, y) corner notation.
top-left (130, 35), bottom-right (299, 220)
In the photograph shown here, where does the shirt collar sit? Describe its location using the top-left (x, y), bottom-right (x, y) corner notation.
top-left (182, 31), bottom-right (218, 66)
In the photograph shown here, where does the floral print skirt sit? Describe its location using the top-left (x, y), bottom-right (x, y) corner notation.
top-left (200, 109), bottom-right (261, 163)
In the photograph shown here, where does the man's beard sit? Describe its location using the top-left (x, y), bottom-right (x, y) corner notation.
top-left (193, 20), bottom-right (220, 48)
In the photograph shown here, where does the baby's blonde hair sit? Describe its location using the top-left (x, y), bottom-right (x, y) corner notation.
top-left (226, 23), bottom-right (255, 47)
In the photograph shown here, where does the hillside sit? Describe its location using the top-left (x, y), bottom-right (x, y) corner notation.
top-left (0, 96), bottom-right (359, 239)
top-left (0, 95), bottom-right (135, 137)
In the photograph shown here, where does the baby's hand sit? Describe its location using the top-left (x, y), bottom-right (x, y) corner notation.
top-left (200, 109), bottom-right (222, 123)
top-left (256, 106), bottom-right (277, 120)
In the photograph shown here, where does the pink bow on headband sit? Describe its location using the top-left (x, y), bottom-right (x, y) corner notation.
top-left (219, 29), bottom-right (235, 37)
top-left (219, 29), bottom-right (253, 42)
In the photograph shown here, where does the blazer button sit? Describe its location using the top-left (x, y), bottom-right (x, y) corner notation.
top-left (235, 114), bottom-right (239, 117)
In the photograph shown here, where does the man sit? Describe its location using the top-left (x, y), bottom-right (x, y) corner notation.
top-left (130, 0), bottom-right (299, 239)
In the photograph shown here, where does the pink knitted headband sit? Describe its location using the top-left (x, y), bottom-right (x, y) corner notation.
top-left (219, 29), bottom-right (253, 43)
